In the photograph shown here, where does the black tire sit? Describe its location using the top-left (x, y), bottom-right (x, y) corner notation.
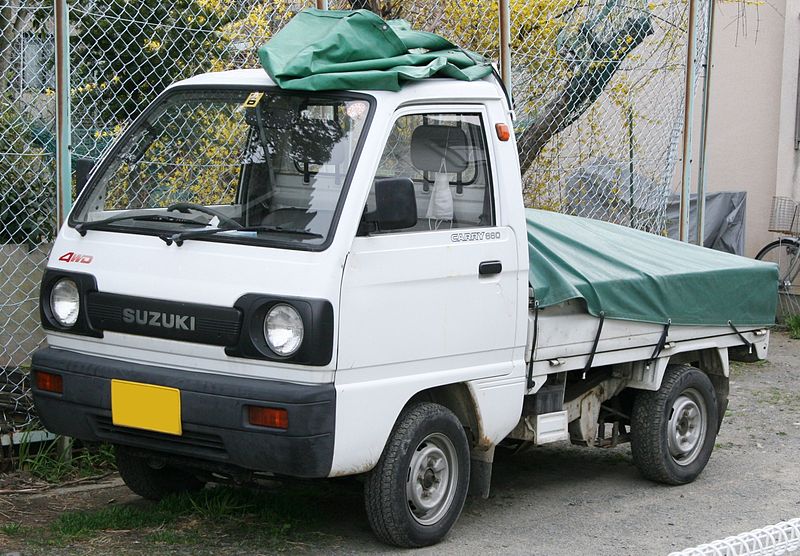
top-left (115, 446), bottom-right (205, 501)
top-left (630, 365), bottom-right (719, 485)
top-left (755, 238), bottom-right (800, 295)
top-left (364, 402), bottom-right (470, 548)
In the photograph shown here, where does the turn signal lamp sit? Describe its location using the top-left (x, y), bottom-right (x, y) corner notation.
top-left (248, 406), bottom-right (288, 430)
top-left (495, 123), bottom-right (511, 141)
top-left (35, 371), bottom-right (63, 394)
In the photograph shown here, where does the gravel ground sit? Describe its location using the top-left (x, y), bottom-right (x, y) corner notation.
top-left (2, 331), bottom-right (798, 555)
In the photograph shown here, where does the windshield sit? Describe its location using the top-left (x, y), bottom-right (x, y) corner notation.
top-left (71, 88), bottom-right (372, 249)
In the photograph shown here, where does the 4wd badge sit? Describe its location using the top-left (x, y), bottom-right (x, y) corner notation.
top-left (58, 252), bottom-right (93, 264)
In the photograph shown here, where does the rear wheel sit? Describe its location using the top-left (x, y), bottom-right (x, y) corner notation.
top-left (630, 365), bottom-right (719, 485)
top-left (364, 402), bottom-right (470, 548)
top-left (116, 446), bottom-right (205, 501)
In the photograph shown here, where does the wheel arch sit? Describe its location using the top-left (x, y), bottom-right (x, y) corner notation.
top-left (622, 346), bottom-right (729, 392)
top-left (407, 383), bottom-right (481, 446)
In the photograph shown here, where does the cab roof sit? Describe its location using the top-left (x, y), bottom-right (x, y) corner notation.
top-left (167, 69), bottom-right (507, 106)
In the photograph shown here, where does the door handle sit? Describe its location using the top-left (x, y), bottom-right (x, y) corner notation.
top-left (479, 260), bottom-right (502, 276)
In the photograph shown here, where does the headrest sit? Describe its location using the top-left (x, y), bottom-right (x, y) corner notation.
top-left (289, 117), bottom-right (346, 166)
top-left (410, 125), bottom-right (469, 173)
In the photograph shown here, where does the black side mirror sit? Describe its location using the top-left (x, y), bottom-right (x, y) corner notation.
top-left (361, 177), bottom-right (417, 234)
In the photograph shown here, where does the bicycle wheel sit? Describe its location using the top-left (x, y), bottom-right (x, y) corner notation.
top-left (756, 238), bottom-right (800, 294)
top-left (756, 239), bottom-right (800, 323)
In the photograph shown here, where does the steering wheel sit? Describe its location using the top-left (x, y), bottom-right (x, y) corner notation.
top-left (166, 202), bottom-right (242, 229)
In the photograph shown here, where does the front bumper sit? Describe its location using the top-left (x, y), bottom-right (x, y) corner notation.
top-left (31, 347), bottom-right (335, 478)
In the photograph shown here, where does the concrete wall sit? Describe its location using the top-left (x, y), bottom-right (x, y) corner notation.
top-left (691, 0), bottom-right (789, 257)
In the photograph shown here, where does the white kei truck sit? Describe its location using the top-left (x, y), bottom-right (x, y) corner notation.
top-left (31, 9), bottom-right (777, 549)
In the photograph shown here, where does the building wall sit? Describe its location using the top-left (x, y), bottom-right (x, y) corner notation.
top-left (688, 0), bottom-right (788, 257)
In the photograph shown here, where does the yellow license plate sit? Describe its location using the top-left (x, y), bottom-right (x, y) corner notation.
top-left (111, 379), bottom-right (182, 436)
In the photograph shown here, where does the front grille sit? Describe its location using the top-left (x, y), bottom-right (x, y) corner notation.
top-left (93, 415), bottom-right (228, 460)
top-left (86, 291), bottom-right (242, 346)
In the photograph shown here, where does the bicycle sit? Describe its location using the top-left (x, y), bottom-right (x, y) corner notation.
top-left (756, 196), bottom-right (800, 317)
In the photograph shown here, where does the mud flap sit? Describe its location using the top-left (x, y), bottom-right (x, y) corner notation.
top-left (468, 446), bottom-right (494, 499)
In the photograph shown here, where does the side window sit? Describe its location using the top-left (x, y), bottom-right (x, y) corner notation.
top-left (365, 113), bottom-right (494, 233)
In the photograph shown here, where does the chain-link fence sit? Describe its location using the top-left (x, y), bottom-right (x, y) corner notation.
top-left (0, 0), bottom-right (708, 437)
top-left (1, 1), bottom-right (56, 435)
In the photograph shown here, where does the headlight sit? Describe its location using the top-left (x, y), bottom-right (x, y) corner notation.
top-left (50, 278), bottom-right (80, 327)
top-left (264, 303), bottom-right (304, 356)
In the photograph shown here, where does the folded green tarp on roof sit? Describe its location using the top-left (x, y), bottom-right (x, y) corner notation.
top-left (527, 208), bottom-right (778, 326)
top-left (257, 9), bottom-right (492, 92)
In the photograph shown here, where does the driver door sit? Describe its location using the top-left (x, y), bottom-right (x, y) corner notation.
top-left (338, 106), bottom-right (519, 383)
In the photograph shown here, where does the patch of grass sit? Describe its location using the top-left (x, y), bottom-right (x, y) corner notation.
top-left (17, 437), bottom-right (116, 483)
top-left (43, 482), bottom-right (344, 548)
top-left (754, 387), bottom-right (800, 409)
top-left (0, 522), bottom-right (27, 536)
top-left (52, 503), bottom-right (178, 539)
top-left (787, 314), bottom-right (800, 339)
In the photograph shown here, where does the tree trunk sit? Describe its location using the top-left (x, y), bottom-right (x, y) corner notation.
top-left (346, 0), bottom-right (402, 20)
top-left (517, 16), bottom-right (654, 174)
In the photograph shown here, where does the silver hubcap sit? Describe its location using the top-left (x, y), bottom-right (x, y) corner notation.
top-left (406, 432), bottom-right (458, 525)
top-left (667, 388), bottom-right (708, 466)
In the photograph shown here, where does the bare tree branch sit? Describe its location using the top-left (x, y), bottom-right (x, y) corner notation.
top-left (348, 1), bottom-right (653, 176)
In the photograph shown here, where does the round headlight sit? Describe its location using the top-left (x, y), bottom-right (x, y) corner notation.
top-left (264, 304), bottom-right (304, 356)
top-left (50, 278), bottom-right (80, 327)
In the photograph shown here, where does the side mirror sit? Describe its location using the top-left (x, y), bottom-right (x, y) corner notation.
top-left (361, 177), bottom-right (417, 233)
top-left (74, 158), bottom-right (95, 195)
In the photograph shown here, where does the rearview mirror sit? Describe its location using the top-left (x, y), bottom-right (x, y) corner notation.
top-left (361, 177), bottom-right (417, 234)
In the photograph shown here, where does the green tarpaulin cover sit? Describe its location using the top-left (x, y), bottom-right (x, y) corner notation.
top-left (527, 209), bottom-right (778, 326)
top-left (257, 9), bottom-right (492, 91)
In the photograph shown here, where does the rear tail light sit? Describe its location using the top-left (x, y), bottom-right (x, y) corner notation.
top-left (248, 406), bottom-right (288, 430)
top-left (35, 371), bottom-right (63, 393)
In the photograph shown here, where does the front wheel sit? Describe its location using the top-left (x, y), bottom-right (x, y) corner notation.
top-left (116, 446), bottom-right (206, 501)
top-left (364, 402), bottom-right (470, 548)
top-left (630, 365), bottom-right (719, 485)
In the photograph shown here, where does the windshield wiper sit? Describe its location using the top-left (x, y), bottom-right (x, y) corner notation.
top-left (75, 214), bottom-right (211, 236)
top-left (166, 225), bottom-right (323, 246)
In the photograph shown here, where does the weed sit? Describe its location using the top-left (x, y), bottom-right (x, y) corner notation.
top-left (0, 522), bottom-right (26, 536)
top-left (17, 436), bottom-right (115, 483)
top-left (787, 314), bottom-right (800, 339)
top-left (52, 504), bottom-right (177, 539)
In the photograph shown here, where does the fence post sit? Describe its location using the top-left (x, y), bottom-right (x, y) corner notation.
top-left (54, 0), bottom-right (73, 463)
top-left (498, 0), bottom-right (512, 96)
top-left (678, 0), bottom-right (698, 243)
top-left (695, 0), bottom-right (716, 246)
top-left (55, 0), bottom-right (72, 226)
top-left (316, 0), bottom-right (328, 9)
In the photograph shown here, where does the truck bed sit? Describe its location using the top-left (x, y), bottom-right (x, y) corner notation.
top-left (528, 299), bottom-right (769, 380)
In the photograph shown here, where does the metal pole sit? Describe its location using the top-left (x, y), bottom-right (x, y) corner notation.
top-left (55, 0), bottom-right (72, 226)
top-left (679, 0), bottom-right (698, 243)
top-left (695, 0), bottom-right (715, 247)
top-left (499, 0), bottom-right (512, 96)
top-left (316, 0), bottom-right (328, 9)
top-left (628, 105), bottom-right (635, 227)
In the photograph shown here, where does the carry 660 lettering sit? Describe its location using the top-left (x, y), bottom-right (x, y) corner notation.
top-left (31, 9), bottom-right (777, 549)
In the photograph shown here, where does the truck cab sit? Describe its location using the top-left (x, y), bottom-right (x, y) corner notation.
top-left (33, 69), bottom-right (529, 545)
